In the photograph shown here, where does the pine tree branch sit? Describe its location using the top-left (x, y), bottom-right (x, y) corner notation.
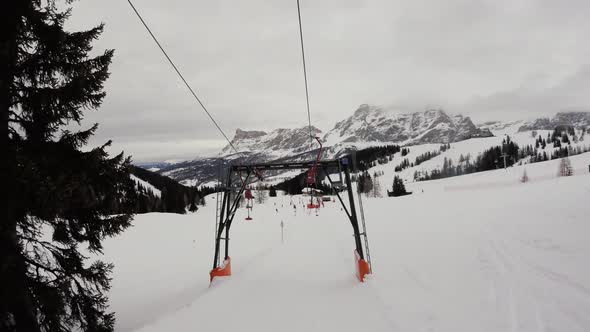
top-left (21, 255), bottom-right (61, 276)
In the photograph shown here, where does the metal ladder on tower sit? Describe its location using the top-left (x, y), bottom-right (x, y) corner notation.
top-left (352, 152), bottom-right (373, 273)
top-left (356, 187), bottom-right (372, 273)
top-left (213, 160), bottom-right (224, 267)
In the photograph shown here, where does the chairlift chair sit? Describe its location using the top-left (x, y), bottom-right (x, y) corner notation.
top-left (244, 188), bottom-right (254, 221)
top-left (306, 137), bottom-right (323, 209)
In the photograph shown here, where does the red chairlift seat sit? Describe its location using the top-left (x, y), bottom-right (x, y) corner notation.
top-left (244, 187), bottom-right (254, 221)
top-left (244, 188), bottom-right (254, 200)
top-left (306, 137), bottom-right (323, 209)
top-left (241, 168), bottom-right (264, 221)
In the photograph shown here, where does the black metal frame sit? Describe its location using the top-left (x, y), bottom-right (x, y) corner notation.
top-left (212, 156), bottom-right (366, 269)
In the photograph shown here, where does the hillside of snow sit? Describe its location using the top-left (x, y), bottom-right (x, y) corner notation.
top-left (130, 174), bottom-right (161, 197)
top-left (98, 152), bottom-right (590, 332)
top-left (372, 126), bottom-right (590, 189)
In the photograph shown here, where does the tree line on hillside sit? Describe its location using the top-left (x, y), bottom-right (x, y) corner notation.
top-left (130, 166), bottom-right (216, 214)
top-left (519, 144), bottom-right (589, 164)
top-left (413, 132), bottom-right (589, 182)
top-left (395, 143), bottom-right (449, 172)
top-left (414, 136), bottom-right (520, 181)
top-left (520, 128), bottom-right (589, 165)
top-left (354, 144), bottom-right (402, 171)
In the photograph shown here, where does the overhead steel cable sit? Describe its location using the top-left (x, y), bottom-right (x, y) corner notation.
top-left (125, 0), bottom-right (238, 153)
top-left (296, 0), bottom-right (314, 149)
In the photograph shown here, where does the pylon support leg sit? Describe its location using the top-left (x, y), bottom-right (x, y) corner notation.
top-left (355, 250), bottom-right (370, 282)
top-left (210, 257), bottom-right (231, 282)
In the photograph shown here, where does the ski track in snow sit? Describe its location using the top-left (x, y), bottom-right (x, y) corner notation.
top-left (99, 152), bottom-right (590, 332)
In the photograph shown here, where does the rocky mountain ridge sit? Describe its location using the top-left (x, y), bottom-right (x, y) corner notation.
top-left (322, 105), bottom-right (492, 147)
top-left (518, 112), bottom-right (590, 132)
top-left (222, 105), bottom-right (492, 160)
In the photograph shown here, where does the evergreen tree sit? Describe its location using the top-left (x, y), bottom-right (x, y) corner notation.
top-left (562, 133), bottom-right (570, 144)
top-left (3, 2), bottom-right (136, 331)
top-left (362, 171), bottom-right (374, 195)
top-left (520, 169), bottom-right (529, 183)
top-left (558, 157), bottom-right (573, 177)
top-left (371, 176), bottom-right (383, 198)
top-left (255, 185), bottom-right (267, 204)
top-left (188, 198), bottom-right (198, 212)
top-left (388, 175), bottom-right (409, 197)
top-left (356, 171), bottom-right (373, 195)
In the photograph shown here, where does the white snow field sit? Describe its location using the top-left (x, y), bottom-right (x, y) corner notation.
top-left (102, 153), bottom-right (590, 332)
top-left (381, 128), bottom-right (590, 185)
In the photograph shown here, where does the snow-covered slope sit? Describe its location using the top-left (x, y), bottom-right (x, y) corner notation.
top-left (477, 120), bottom-right (524, 132)
top-left (99, 152), bottom-right (590, 332)
top-left (364, 126), bottom-right (589, 193)
top-left (130, 174), bottom-right (161, 197)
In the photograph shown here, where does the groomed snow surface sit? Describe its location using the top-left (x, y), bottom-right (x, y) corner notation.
top-left (102, 153), bottom-right (590, 332)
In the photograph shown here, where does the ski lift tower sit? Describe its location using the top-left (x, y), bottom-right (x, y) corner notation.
top-left (210, 155), bottom-right (372, 283)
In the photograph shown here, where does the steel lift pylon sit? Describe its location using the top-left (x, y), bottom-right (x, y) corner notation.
top-left (209, 155), bottom-right (372, 283)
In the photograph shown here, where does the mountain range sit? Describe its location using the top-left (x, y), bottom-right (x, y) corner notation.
top-left (146, 106), bottom-right (589, 186)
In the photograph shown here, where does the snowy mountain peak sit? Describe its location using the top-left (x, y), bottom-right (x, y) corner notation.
top-left (353, 103), bottom-right (376, 117)
top-left (322, 105), bottom-right (492, 147)
top-left (233, 129), bottom-right (267, 140)
top-left (554, 111), bottom-right (590, 126)
top-left (221, 125), bottom-right (322, 158)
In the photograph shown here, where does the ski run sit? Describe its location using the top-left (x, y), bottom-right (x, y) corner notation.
top-left (100, 152), bottom-right (590, 332)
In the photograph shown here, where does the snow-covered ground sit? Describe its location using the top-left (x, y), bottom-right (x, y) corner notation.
top-left (376, 127), bottom-right (589, 187)
top-left (130, 174), bottom-right (161, 197)
top-left (102, 152), bottom-right (590, 332)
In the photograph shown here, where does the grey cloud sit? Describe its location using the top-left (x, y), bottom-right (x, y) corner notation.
top-left (460, 65), bottom-right (590, 122)
top-left (65, 0), bottom-right (590, 161)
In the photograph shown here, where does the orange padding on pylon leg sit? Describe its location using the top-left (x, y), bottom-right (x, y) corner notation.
top-left (354, 250), bottom-right (370, 282)
top-left (210, 257), bottom-right (231, 282)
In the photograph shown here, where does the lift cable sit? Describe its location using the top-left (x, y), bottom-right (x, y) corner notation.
top-left (125, 0), bottom-right (238, 153)
top-left (296, 0), bottom-right (314, 149)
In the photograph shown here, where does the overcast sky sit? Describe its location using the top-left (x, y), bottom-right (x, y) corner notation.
top-left (65, 0), bottom-right (590, 162)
